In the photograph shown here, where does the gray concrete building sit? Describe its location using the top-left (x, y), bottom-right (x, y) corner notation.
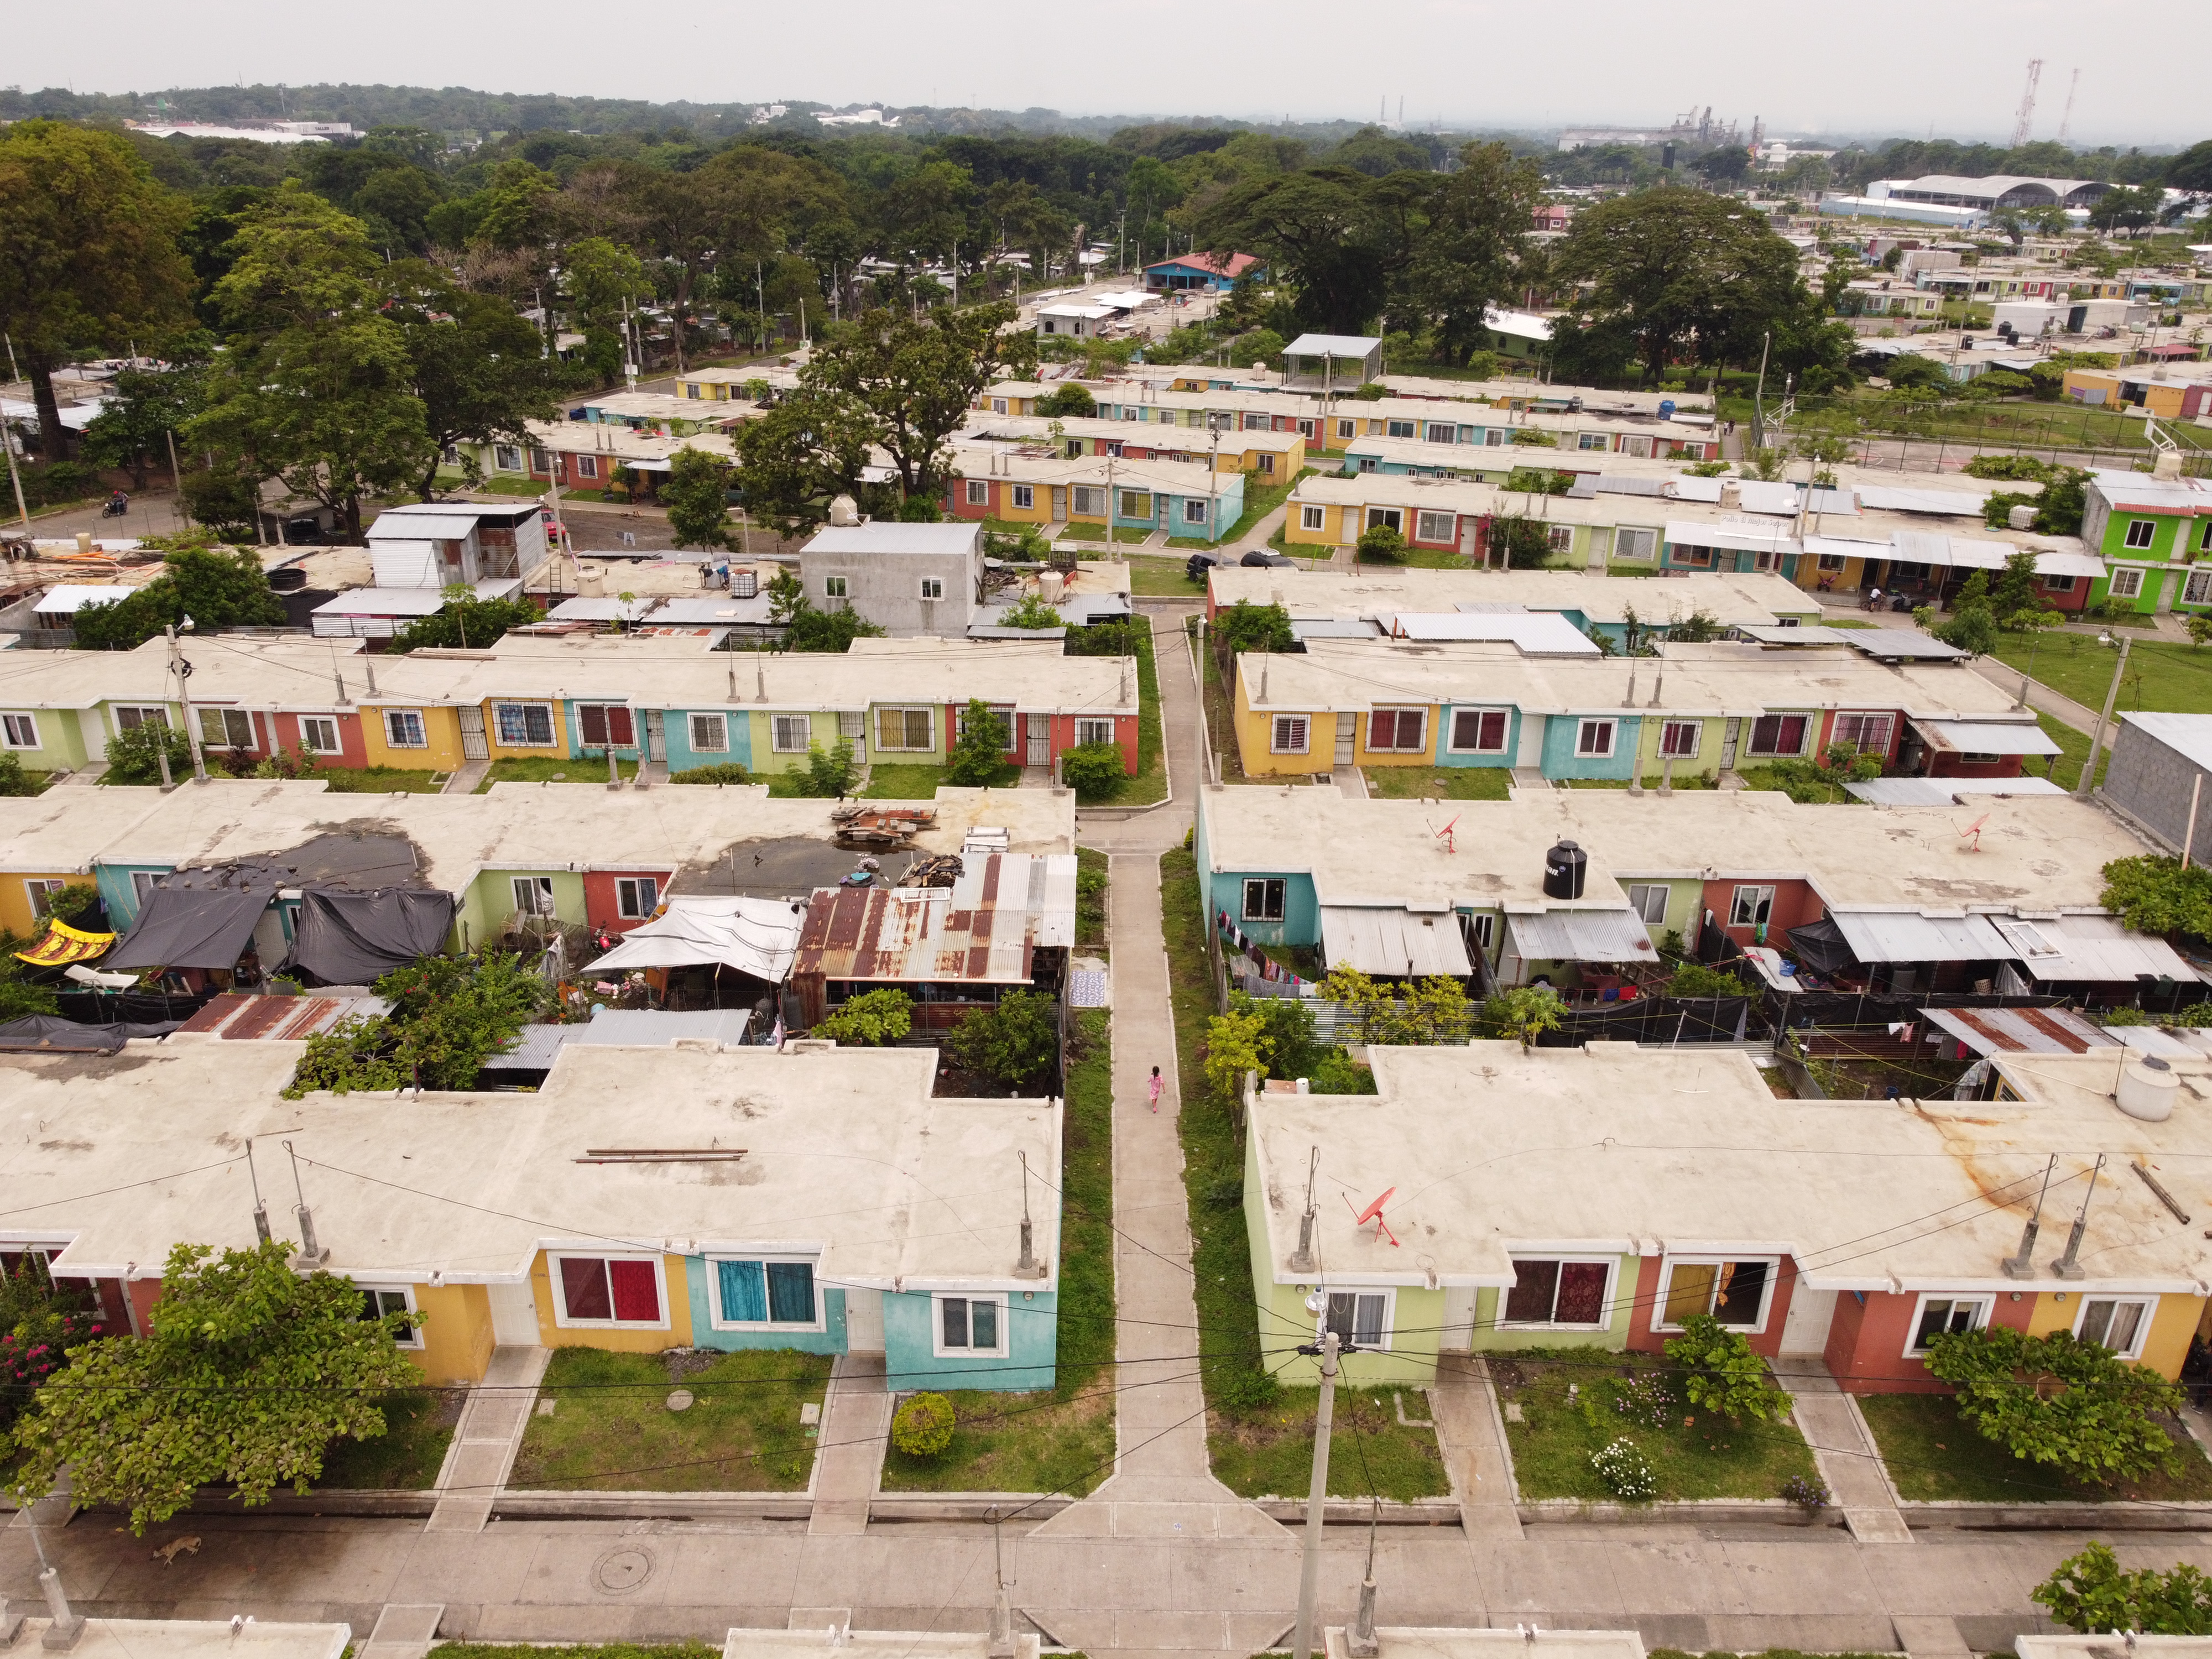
top-left (2105, 711), bottom-right (2212, 855)
top-left (798, 522), bottom-right (984, 638)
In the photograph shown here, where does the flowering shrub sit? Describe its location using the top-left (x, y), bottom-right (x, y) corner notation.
top-left (1612, 1374), bottom-right (1674, 1429)
top-left (1781, 1473), bottom-right (1832, 1512)
top-left (1590, 1437), bottom-right (1657, 1501)
top-left (0, 1260), bottom-right (103, 1430)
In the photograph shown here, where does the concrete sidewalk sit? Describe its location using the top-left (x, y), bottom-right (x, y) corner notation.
top-left (1962, 655), bottom-right (2102, 736)
top-left (1430, 1356), bottom-right (1522, 1541)
top-left (425, 1344), bottom-right (547, 1533)
top-left (810, 1354), bottom-right (891, 1536)
top-left (1773, 1357), bottom-right (1913, 1545)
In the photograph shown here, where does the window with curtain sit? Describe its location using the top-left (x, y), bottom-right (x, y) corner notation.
top-left (1661, 1259), bottom-right (1770, 1329)
top-left (1503, 1260), bottom-right (1610, 1326)
top-left (714, 1258), bottom-right (817, 1327)
top-left (556, 1255), bottom-right (661, 1324)
top-left (1326, 1291), bottom-right (1388, 1348)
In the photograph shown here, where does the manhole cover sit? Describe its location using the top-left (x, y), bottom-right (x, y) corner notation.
top-left (666, 1389), bottom-right (694, 1412)
top-left (594, 1547), bottom-right (654, 1594)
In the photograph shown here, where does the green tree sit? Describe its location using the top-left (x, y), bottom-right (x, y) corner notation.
top-left (662, 446), bottom-right (736, 550)
top-left (1202, 1005), bottom-right (1267, 1105)
top-left (1196, 168), bottom-right (1420, 335)
top-left (1037, 383), bottom-right (1097, 418)
top-left (74, 547), bottom-right (285, 651)
top-left (1487, 515), bottom-right (1555, 568)
top-left (946, 697), bottom-right (1012, 786)
top-left (0, 121), bottom-right (193, 462)
top-left (804, 301), bottom-right (1036, 501)
top-left (2034, 1543), bottom-right (2212, 1635)
top-left (385, 263), bottom-right (567, 500)
top-left (801, 739), bottom-right (859, 797)
top-left (1548, 187), bottom-right (1804, 380)
top-left (1663, 1313), bottom-right (1792, 1422)
top-left (2100, 854), bottom-right (2212, 938)
top-left (1991, 547), bottom-right (2053, 627)
top-left (286, 952), bottom-right (549, 1093)
top-left (79, 358), bottom-right (208, 493)
top-left (732, 389), bottom-right (878, 539)
top-left (5, 1239), bottom-right (425, 1531)
top-left (1923, 1326), bottom-right (2185, 1485)
top-left (1933, 596), bottom-right (1999, 656)
top-left (813, 988), bottom-right (914, 1045)
top-left (560, 236), bottom-right (649, 332)
top-left (1482, 984), bottom-right (1563, 1050)
top-left (1060, 743), bottom-right (1127, 802)
top-left (189, 184), bottom-right (431, 540)
top-left (947, 988), bottom-right (1059, 1087)
top-left (1214, 599), bottom-right (1296, 654)
top-left (1400, 143), bottom-right (1548, 362)
top-left (392, 586), bottom-right (545, 653)
top-left (102, 718), bottom-right (192, 785)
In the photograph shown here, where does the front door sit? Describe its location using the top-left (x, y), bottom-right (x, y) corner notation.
top-left (1778, 1285), bottom-right (1836, 1355)
top-left (1051, 486), bottom-right (1067, 520)
top-left (1720, 717), bottom-right (1742, 771)
top-left (458, 705), bottom-right (488, 761)
top-left (1026, 713), bottom-right (1051, 768)
top-left (487, 1281), bottom-right (539, 1346)
top-left (844, 1287), bottom-right (885, 1353)
top-left (1334, 714), bottom-right (1355, 766)
top-left (644, 709), bottom-right (666, 761)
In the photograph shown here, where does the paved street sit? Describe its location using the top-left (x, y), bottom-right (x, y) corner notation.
top-left (5, 615), bottom-right (2205, 1658)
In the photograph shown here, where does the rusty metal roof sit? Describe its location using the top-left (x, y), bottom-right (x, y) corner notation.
top-left (176, 991), bottom-right (389, 1040)
top-left (1921, 1004), bottom-right (2115, 1057)
top-left (792, 853), bottom-right (1077, 987)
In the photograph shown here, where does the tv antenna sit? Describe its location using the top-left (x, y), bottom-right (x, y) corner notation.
top-left (2010, 58), bottom-right (2044, 148)
top-left (1957, 812), bottom-right (1989, 853)
top-left (1429, 814), bottom-right (1461, 854)
top-left (2056, 67), bottom-right (2080, 146)
top-left (1345, 1187), bottom-right (1400, 1248)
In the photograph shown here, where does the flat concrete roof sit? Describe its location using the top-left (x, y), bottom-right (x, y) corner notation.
top-left (802, 523), bottom-right (982, 556)
top-left (727, 1632), bottom-right (1039, 1659)
top-left (1249, 1041), bottom-right (2212, 1293)
top-left (1326, 1631), bottom-right (1644, 1659)
top-left (2, 1039), bottom-right (1060, 1291)
top-left (1198, 781), bottom-right (2153, 917)
top-left (1206, 566), bottom-right (1819, 627)
top-left (1239, 638), bottom-right (2030, 722)
top-left (0, 1620), bottom-right (348, 1659)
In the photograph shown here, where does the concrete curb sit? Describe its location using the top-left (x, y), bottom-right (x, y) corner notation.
top-left (1515, 1497), bottom-right (1840, 1527)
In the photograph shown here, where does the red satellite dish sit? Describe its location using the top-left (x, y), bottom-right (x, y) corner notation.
top-left (1348, 1187), bottom-right (1401, 1247)
top-left (1435, 815), bottom-right (1460, 854)
top-left (1958, 813), bottom-right (1989, 853)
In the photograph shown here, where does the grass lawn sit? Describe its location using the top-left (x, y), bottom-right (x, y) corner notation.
top-left (509, 1347), bottom-right (832, 1493)
top-left (2018, 708), bottom-right (2111, 791)
top-left (316, 1388), bottom-right (464, 1489)
top-left (1209, 1386), bottom-right (1450, 1501)
top-left (434, 1645), bottom-right (719, 1659)
top-left (1992, 633), bottom-right (2212, 717)
top-left (1858, 1392), bottom-right (2212, 1504)
top-left (476, 755), bottom-right (639, 791)
top-left (1361, 766), bottom-right (1512, 801)
top-left (1076, 846), bottom-right (1108, 955)
top-left (321, 765), bottom-right (448, 794)
top-left (1490, 1349), bottom-right (1819, 1503)
top-left (865, 762), bottom-right (957, 798)
top-left (476, 475), bottom-right (552, 497)
top-left (1358, 549), bottom-right (1475, 570)
top-left (1218, 468), bottom-right (1312, 545)
top-left (881, 1005), bottom-right (1117, 1496)
top-left (1118, 619), bottom-right (1170, 806)
top-left (1606, 563), bottom-right (1660, 578)
top-left (1061, 523), bottom-right (1154, 544)
top-left (1127, 555), bottom-right (1203, 596)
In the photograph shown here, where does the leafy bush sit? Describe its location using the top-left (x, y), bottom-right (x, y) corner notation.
top-left (1357, 524), bottom-right (1407, 561)
top-left (1036, 383), bottom-right (1095, 418)
top-left (946, 698), bottom-right (1011, 786)
top-left (0, 1255), bottom-right (105, 1431)
top-left (996, 593), bottom-right (1063, 630)
top-left (103, 719), bottom-right (193, 785)
top-left (1214, 599), bottom-right (1295, 655)
top-left (671, 762), bottom-right (752, 785)
top-left (1060, 742), bottom-right (1126, 802)
top-left (2101, 854), bottom-right (2212, 940)
top-left (2034, 1542), bottom-right (2212, 1635)
top-left (285, 952), bottom-right (549, 1095)
top-left (1202, 1006), bottom-right (1266, 1105)
top-left (1486, 515), bottom-right (1556, 568)
top-left (393, 589), bottom-right (546, 653)
top-left (1351, 383), bottom-right (1388, 401)
top-left (1503, 466), bottom-right (1573, 495)
top-left (72, 547), bottom-right (286, 651)
top-left (1922, 1326), bottom-right (2184, 1485)
top-left (662, 447), bottom-right (735, 549)
top-left (891, 1391), bottom-right (955, 1458)
top-left (1309, 1049), bottom-right (1377, 1094)
top-left (1662, 1314), bottom-right (1791, 1422)
top-left (35, 881), bottom-right (101, 928)
top-left (1511, 427), bottom-right (1559, 447)
top-left (0, 752), bottom-right (41, 796)
top-left (1781, 1473), bottom-right (1831, 1512)
top-left (946, 988), bottom-right (1058, 1087)
top-left (1590, 1437), bottom-right (1657, 1500)
top-left (801, 739), bottom-right (859, 798)
top-left (813, 988), bottom-right (913, 1046)
top-left (1480, 984), bottom-right (1563, 1049)
top-left (1666, 962), bottom-right (1744, 998)
top-left (1964, 454), bottom-right (2054, 482)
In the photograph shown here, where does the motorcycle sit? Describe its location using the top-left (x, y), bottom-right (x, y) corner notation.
top-left (100, 493), bottom-right (129, 519)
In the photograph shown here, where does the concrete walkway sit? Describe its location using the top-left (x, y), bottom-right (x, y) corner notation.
top-left (357, 1603), bottom-right (445, 1659)
top-left (426, 1345), bottom-right (547, 1533)
top-left (810, 1354), bottom-right (891, 1537)
top-left (1430, 1357), bottom-right (1522, 1541)
top-left (1962, 656), bottom-right (2101, 736)
top-left (440, 760), bottom-right (488, 795)
top-left (1773, 1357), bottom-right (1913, 1545)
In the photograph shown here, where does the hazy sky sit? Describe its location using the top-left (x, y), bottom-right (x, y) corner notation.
top-left (9, 0), bottom-right (2204, 147)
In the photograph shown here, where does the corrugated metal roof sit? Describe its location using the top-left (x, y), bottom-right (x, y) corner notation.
top-left (1844, 629), bottom-right (1967, 661)
top-left (176, 991), bottom-right (390, 1039)
top-left (1285, 334), bottom-right (1383, 357)
top-left (791, 853), bottom-right (1077, 987)
top-left (367, 513), bottom-right (480, 540)
top-left (1989, 914), bottom-right (2205, 985)
top-left (801, 524), bottom-right (981, 556)
top-left (1666, 519), bottom-right (1793, 553)
top-left (1503, 908), bottom-right (1661, 964)
top-left (1319, 906), bottom-right (1473, 977)
top-left (547, 596), bottom-right (664, 622)
top-left (1735, 481), bottom-right (1801, 515)
top-left (1846, 775), bottom-right (2068, 804)
top-left (1856, 487), bottom-right (1990, 517)
top-left (1829, 909), bottom-right (2012, 962)
top-left (1922, 1004), bottom-right (2116, 1056)
top-left (1379, 611), bottom-right (1599, 655)
top-left (1911, 719), bottom-right (2063, 756)
top-left (1736, 624), bottom-right (1861, 645)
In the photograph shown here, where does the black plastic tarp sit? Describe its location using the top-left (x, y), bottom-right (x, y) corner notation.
top-left (1786, 917), bottom-right (1859, 978)
top-left (279, 889), bottom-right (455, 986)
top-left (107, 884), bottom-right (273, 972)
top-left (0, 1015), bottom-right (183, 1052)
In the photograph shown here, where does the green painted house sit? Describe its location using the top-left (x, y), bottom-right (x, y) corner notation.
top-left (2079, 469), bottom-right (2212, 614)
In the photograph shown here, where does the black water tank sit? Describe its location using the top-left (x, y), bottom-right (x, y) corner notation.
top-left (267, 566), bottom-right (307, 592)
top-left (1543, 839), bottom-right (1587, 900)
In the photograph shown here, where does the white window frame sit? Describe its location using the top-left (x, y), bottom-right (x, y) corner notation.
top-left (614, 875), bottom-right (659, 920)
top-left (823, 575), bottom-right (849, 598)
top-left (1011, 484), bottom-right (1034, 510)
top-left (919, 576), bottom-right (945, 601)
top-left (965, 479), bottom-right (990, 506)
top-left (933, 1291), bottom-right (1010, 1357)
top-left (1830, 712), bottom-right (1892, 754)
top-left (1300, 504), bottom-right (1326, 532)
top-left (2074, 1295), bottom-right (2157, 1360)
top-left (874, 706), bottom-right (935, 753)
top-left (575, 453), bottom-right (598, 479)
top-left (512, 875), bottom-right (556, 917)
top-left (199, 707), bottom-right (254, 750)
top-left (1243, 877), bottom-right (1286, 922)
top-left (546, 1250), bottom-right (670, 1331)
top-left (1576, 718), bottom-right (1615, 758)
top-left (1449, 707), bottom-right (1510, 754)
top-left (131, 870), bottom-right (161, 905)
top-left (1424, 422), bottom-right (1457, 445)
top-left (2185, 569), bottom-right (2212, 607)
top-left (1364, 507), bottom-right (1404, 534)
top-left (688, 712), bottom-right (729, 753)
top-left (1467, 912), bottom-right (1496, 952)
top-left (1577, 431), bottom-right (1609, 451)
top-left (1385, 419), bottom-right (1416, 439)
top-left (1903, 1292), bottom-right (1994, 1357)
top-left (1336, 419), bottom-right (1357, 440)
top-left (1625, 884), bottom-right (1669, 925)
top-left (354, 1284), bottom-right (423, 1349)
top-left (1499, 1257), bottom-right (1616, 1330)
top-left (299, 716), bottom-right (342, 755)
top-left (2108, 567), bottom-right (2144, 599)
top-left (493, 701), bottom-right (557, 748)
top-left (1270, 714), bottom-right (1310, 755)
top-left (705, 1254), bottom-right (826, 1332)
top-left (113, 705), bottom-right (169, 733)
top-left (1546, 524), bottom-right (1574, 553)
top-left (1746, 712), bottom-right (1812, 759)
top-left (493, 443), bottom-right (523, 472)
top-left (1659, 718), bottom-right (1702, 758)
top-left (1075, 717), bottom-right (1115, 748)
top-left (1652, 1256), bottom-right (1779, 1334)
top-left (991, 398), bottom-right (1009, 415)
top-left (384, 709), bottom-right (429, 749)
top-left (24, 879), bottom-right (66, 919)
top-left (0, 713), bottom-right (40, 750)
top-left (771, 714), bottom-right (813, 754)
top-left (1183, 498), bottom-right (1211, 525)
top-left (1729, 884), bottom-right (1776, 927)
top-left (1415, 509), bottom-right (1455, 545)
top-left (2123, 518), bottom-right (2157, 550)
top-left (1323, 1286), bottom-right (1395, 1351)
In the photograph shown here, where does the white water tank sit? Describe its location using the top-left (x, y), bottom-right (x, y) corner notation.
top-left (2116, 1052), bottom-right (2178, 1122)
top-left (2007, 504), bottom-right (2037, 531)
top-left (828, 494), bottom-right (860, 526)
top-left (1039, 571), bottom-right (1066, 602)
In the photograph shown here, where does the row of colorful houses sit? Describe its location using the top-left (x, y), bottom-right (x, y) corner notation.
top-left (0, 635), bottom-right (1140, 793)
top-left (938, 451), bottom-right (1245, 542)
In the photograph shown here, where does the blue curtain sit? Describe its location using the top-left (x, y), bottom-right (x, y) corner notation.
top-left (766, 1262), bottom-right (815, 1324)
top-left (717, 1259), bottom-right (766, 1323)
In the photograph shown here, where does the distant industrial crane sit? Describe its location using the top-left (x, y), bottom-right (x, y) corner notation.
top-left (2056, 67), bottom-right (2080, 145)
top-left (2011, 58), bottom-right (2044, 148)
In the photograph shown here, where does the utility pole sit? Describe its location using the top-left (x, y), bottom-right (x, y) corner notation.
top-left (3, 413), bottom-right (28, 531)
top-left (167, 622), bottom-right (208, 782)
top-left (2077, 634), bottom-right (2131, 797)
top-left (165, 428), bottom-right (188, 528)
top-left (1291, 1327), bottom-right (1342, 1659)
top-left (1749, 331), bottom-right (1771, 455)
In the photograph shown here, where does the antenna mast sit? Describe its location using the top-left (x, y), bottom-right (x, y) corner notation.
top-left (2056, 68), bottom-right (2080, 145)
top-left (2010, 58), bottom-right (2044, 148)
